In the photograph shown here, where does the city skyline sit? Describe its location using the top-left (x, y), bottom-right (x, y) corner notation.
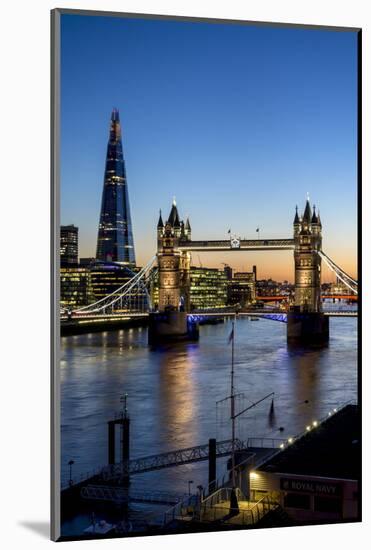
top-left (61, 14), bottom-right (358, 282)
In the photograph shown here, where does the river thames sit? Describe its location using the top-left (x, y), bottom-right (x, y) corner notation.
top-left (61, 315), bottom-right (357, 512)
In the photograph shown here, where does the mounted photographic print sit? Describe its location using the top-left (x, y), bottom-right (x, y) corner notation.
top-left (51, 8), bottom-right (361, 542)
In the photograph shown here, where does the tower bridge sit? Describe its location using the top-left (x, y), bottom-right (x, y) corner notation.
top-left (150, 198), bottom-right (357, 345)
top-left (62, 198), bottom-right (357, 345)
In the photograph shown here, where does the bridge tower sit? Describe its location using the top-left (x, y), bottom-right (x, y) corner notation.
top-left (288, 200), bottom-right (329, 345)
top-left (148, 200), bottom-right (197, 344)
top-left (294, 201), bottom-right (322, 312)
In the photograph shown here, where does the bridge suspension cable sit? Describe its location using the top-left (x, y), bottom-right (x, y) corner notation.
top-left (69, 256), bottom-right (157, 315)
top-left (318, 250), bottom-right (358, 295)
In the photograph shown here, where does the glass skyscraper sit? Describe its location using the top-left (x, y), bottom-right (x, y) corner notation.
top-left (96, 108), bottom-right (136, 266)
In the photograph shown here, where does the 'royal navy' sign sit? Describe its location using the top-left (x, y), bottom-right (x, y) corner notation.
top-left (280, 478), bottom-right (342, 496)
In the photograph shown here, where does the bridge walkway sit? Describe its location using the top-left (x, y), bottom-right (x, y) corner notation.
top-left (101, 438), bottom-right (281, 480)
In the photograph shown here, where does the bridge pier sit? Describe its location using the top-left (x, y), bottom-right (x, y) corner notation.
top-left (148, 311), bottom-right (199, 345)
top-left (287, 309), bottom-right (329, 346)
top-left (150, 201), bottom-right (198, 345)
top-left (289, 200), bottom-right (329, 346)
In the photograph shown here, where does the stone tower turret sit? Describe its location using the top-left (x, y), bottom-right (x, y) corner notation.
top-left (293, 199), bottom-right (322, 313)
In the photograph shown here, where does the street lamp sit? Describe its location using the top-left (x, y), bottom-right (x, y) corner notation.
top-left (188, 480), bottom-right (194, 495)
top-left (68, 460), bottom-right (75, 487)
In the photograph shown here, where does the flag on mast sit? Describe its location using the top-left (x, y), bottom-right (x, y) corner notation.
top-left (228, 326), bottom-right (234, 344)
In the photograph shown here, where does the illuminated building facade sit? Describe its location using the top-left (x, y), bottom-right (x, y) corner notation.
top-left (60, 267), bottom-right (92, 308)
top-left (190, 267), bottom-right (228, 310)
top-left (60, 225), bottom-right (78, 267)
top-left (60, 262), bottom-right (139, 309)
top-left (149, 267), bottom-right (160, 309)
top-left (88, 262), bottom-right (134, 301)
top-left (96, 109), bottom-right (136, 266)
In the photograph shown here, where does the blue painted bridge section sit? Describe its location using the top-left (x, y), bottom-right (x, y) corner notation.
top-left (259, 313), bottom-right (287, 323)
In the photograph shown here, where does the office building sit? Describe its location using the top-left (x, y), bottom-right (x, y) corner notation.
top-left (190, 267), bottom-right (228, 310)
top-left (60, 225), bottom-right (78, 267)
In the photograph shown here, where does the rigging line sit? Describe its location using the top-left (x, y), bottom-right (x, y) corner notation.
top-left (232, 392), bottom-right (275, 420)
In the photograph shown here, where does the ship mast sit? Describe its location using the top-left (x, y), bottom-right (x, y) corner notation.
top-left (230, 318), bottom-right (236, 486)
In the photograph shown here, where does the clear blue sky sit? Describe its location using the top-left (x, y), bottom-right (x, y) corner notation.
top-left (61, 14), bottom-right (358, 281)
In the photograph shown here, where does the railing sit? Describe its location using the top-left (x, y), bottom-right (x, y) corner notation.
top-left (246, 437), bottom-right (287, 449)
top-left (204, 452), bottom-right (257, 498)
top-left (199, 492), bottom-right (278, 526)
top-left (163, 493), bottom-right (200, 526)
top-left (61, 465), bottom-right (104, 491)
top-left (201, 487), bottom-right (245, 510)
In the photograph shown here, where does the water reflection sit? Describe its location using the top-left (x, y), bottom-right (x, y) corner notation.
top-left (60, 317), bottom-right (357, 488)
top-left (152, 344), bottom-right (198, 448)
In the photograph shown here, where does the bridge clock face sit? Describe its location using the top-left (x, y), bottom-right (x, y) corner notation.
top-left (230, 238), bottom-right (240, 249)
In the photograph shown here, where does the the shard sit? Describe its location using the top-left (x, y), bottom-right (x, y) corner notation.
top-left (96, 108), bottom-right (136, 266)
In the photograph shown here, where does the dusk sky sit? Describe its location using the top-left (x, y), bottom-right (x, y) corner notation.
top-left (61, 14), bottom-right (358, 282)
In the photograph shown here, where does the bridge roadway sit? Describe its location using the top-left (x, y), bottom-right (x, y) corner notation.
top-left (178, 238), bottom-right (295, 252)
top-left (61, 309), bottom-right (358, 332)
